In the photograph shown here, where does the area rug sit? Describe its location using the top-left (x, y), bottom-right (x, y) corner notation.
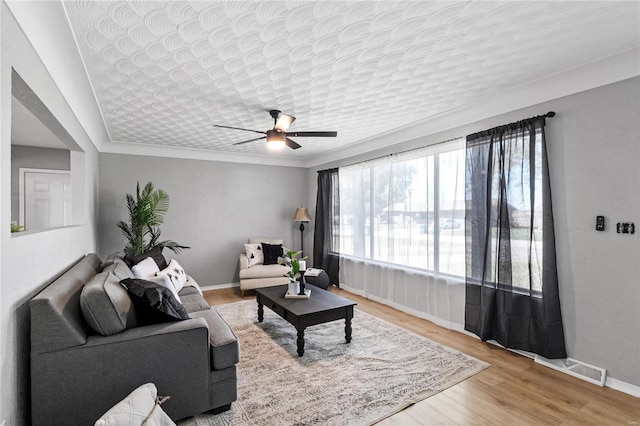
top-left (178, 300), bottom-right (489, 426)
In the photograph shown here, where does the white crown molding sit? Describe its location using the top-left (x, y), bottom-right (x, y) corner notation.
top-left (305, 49), bottom-right (640, 168)
top-left (101, 141), bottom-right (307, 168)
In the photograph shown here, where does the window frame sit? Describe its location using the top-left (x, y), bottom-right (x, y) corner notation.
top-left (334, 138), bottom-right (466, 279)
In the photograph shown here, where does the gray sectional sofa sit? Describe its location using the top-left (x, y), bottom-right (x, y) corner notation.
top-left (29, 252), bottom-right (239, 425)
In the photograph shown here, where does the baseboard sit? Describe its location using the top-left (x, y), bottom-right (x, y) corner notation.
top-left (339, 284), bottom-right (640, 398)
top-left (605, 376), bottom-right (640, 397)
top-left (200, 282), bottom-right (239, 291)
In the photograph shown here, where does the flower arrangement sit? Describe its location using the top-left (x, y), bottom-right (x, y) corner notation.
top-left (278, 250), bottom-right (308, 283)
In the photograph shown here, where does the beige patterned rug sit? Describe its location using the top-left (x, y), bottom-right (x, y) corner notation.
top-left (178, 299), bottom-right (489, 426)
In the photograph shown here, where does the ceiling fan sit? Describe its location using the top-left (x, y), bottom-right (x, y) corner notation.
top-left (213, 109), bottom-right (337, 150)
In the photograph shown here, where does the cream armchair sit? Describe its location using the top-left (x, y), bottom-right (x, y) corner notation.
top-left (239, 238), bottom-right (290, 297)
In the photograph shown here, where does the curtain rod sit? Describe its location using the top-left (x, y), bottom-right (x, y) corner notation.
top-left (467, 111), bottom-right (556, 140)
top-left (318, 111), bottom-right (556, 173)
top-left (318, 135), bottom-right (463, 173)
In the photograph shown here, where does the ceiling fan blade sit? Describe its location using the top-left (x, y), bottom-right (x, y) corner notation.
top-left (287, 131), bottom-right (337, 137)
top-left (274, 114), bottom-right (296, 132)
top-left (232, 136), bottom-right (266, 145)
top-left (285, 138), bottom-right (301, 150)
top-left (214, 124), bottom-right (265, 135)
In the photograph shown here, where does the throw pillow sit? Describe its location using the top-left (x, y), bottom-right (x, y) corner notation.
top-left (156, 259), bottom-right (187, 293)
top-left (244, 243), bottom-right (263, 267)
top-left (121, 278), bottom-right (189, 325)
top-left (81, 271), bottom-right (138, 336)
top-left (126, 246), bottom-right (169, 270)
top-left (141, 403), bottom-right (176, 426)
top-left (146, 274), bottom-right (182, 304)
top-left (261, 242), bottom-right (283, 265)
top-left (132, 257), bottom-right (160, 279)
top-left (94, 383), bottom-right (157, 426)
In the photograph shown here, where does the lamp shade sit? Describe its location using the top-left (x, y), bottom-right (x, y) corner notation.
top-left (266, 129), bottom-right (285, 150)
top-left (292, 207), bottom-right (312, 222)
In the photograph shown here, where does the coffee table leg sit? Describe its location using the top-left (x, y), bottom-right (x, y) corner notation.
top-left (296, 328), bottom-right (305, 357)
top-left (257, 302), bottom-right (264, 323)
top-left (345, 307), bottom-right (353, 343)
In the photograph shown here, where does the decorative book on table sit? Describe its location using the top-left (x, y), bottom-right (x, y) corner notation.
top-left (304, 268), bottom-right (323, 277)
top-left (285, 289), bottom-right (311, 299)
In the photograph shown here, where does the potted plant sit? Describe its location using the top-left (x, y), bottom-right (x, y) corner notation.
top-left (278, 250), bottom-right (308, 295)
top-left (117, 182), bottom-right (188, 263)
top-left (10, 223), bottom-right (25, 233)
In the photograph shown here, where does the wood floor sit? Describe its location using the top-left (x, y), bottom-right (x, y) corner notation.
top-left (204, 286), bottom-right (640, 426)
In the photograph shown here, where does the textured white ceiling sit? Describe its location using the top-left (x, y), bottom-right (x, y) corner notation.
top-left (63, 1), bottom-right (639, 159)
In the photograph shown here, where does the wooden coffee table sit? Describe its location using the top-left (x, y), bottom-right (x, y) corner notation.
top-left (255, 284), bottom-right (356, 356)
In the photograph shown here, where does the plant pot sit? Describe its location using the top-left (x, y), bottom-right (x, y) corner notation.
top-left (288, 282), bottom-right (300, 295)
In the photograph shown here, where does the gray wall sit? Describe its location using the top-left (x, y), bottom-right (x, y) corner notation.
top-left (10, 145), bottom-right (70, 222)
top-left (98, 154), bottom-right (309, 286)
top-left (307, 77), bottom-right (640, 388)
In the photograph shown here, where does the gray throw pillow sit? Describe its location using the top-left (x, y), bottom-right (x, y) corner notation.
top-left (81, 271), bottom-right (138, 336)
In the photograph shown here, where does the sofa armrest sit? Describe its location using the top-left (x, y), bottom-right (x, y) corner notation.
top-left (239, 253), bottom-right (248, 270)
top-left (31, 318), bottom-right (213, 425)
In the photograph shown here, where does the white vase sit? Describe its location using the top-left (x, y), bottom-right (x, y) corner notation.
top-left (288, 282), bottom-right (299, 295)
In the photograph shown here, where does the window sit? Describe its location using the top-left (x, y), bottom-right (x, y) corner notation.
top-left (337, 138), bottom-right (466, 277)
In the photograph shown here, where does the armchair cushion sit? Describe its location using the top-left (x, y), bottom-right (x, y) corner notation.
top-left (239, 263), bottom-right (289, 280)
top-left (248, 238), bottom-right (283, 245)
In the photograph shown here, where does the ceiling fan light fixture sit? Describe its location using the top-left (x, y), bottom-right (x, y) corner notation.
top-left (266, 129), bottom-right (286, 150)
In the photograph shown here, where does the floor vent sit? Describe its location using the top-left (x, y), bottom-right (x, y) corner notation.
top-left (535, 356), bottom-right (607, 386)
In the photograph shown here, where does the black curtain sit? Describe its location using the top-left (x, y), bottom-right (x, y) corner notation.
top-left (313, 168), bottom-right (340, 285)
top-left (464, 115), bottom-right (566, 359)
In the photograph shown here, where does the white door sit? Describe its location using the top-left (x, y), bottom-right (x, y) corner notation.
top-left (22, 170), bottom-right (71, 230)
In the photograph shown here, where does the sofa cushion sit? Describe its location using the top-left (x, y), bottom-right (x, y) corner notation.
top-left (189, 309), bottom-right (239, 370)
top-left (81, 271), bottom-right (138, 336)
top-left (239, 263), bottom-right (289, 280)
top-left (181, 293), bottom-right (211, 313)
top-left (184, 275), bottom-right (203, 295)
top-left (121, 278), bottom-right (189, 325)
top-left (100, 251), bottom-right (126, 270)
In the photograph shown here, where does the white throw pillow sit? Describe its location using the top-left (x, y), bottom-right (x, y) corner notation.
top-left (244, 243), bottom-right (263, 267)
top-left (95, 383), bottom-right (157, 426)
top-left (132, 257), bottom-right (160, 279)
top-left (141, 404), bottom-right (176, 426)
top-left (146, 274), bottom-right (182, 304)
top-left (156, 259), bottom-right (187, 293)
